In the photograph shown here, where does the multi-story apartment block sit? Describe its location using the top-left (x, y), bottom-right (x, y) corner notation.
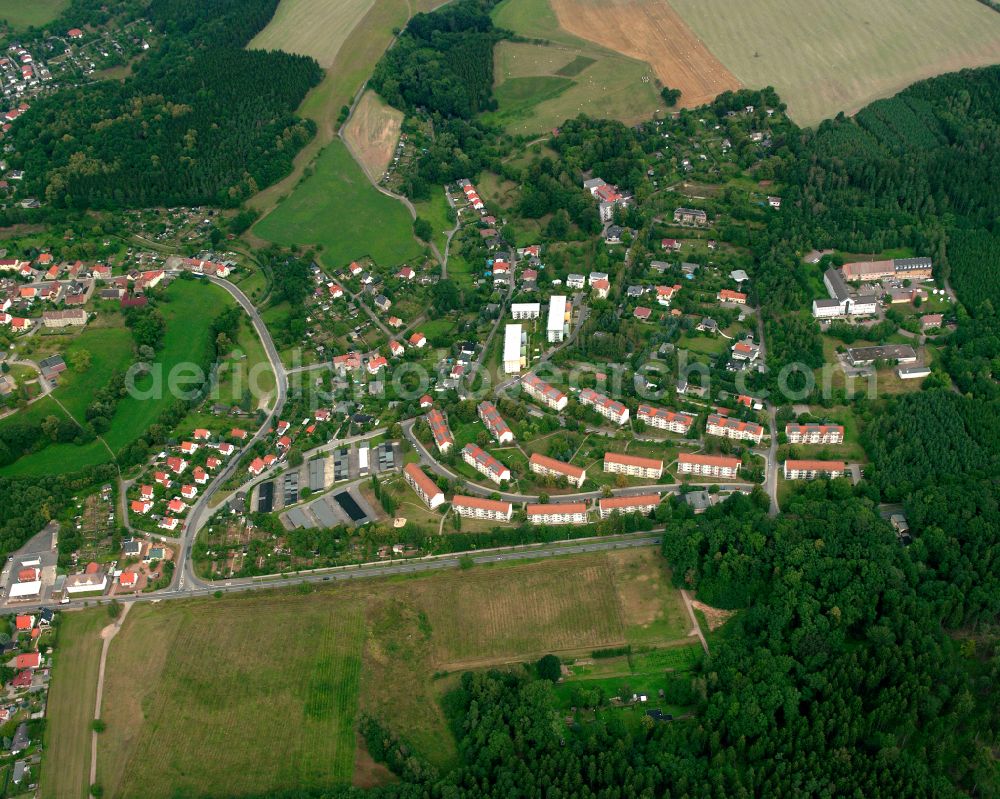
top-left (452, 494), bottom-right (513, 522)
top-left (579, 388), bottom-right (629, 425)
top-left (603, 452), bottom-right (663, 480)
top-left (529, 453), bottom-right (586, 488)
top-left (598, 494), bottom-right (660, 518)
top-left (783, 460), bottom-right (846, 480)
top-left (637, 404), bottom-right (695, 435)
top-left (462, 444), bottom-right (511, 484)
top-left (525, 502), bottom-right (588, 525)
top-left (522, 374), bottom-right (568, 411)
top-left (478, 401), bottom-right (514, 444)
top-left (785, 423), bottom-right (845, 445)
top-left (404, 463), bottom-right (444, 509)
top-left (678, 453), bottom-right (741, 479)
top-left (425, 409), bottom-right (454, 453)
top-left (706, 413), bottom-right (765, 445)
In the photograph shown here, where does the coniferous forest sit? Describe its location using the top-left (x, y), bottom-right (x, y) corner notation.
top-left (9, 0), bottom-right (322, 208)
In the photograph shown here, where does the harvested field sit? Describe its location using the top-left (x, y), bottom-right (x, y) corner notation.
top-left (249, 0), bottom-right (376, 67)
top-left (549, 0), bottom-right (740, 108)
top-left (342, 90), bottom-right (404, 180)
top-left (488, 0), bottom-right (662, 132)
top-left (669, 0), bottom-right (1000, 126)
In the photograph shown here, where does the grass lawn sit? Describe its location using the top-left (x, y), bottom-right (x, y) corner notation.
top-left (255, 141), bottom-right (421, 271)
top-left (0, 0), bottom-right (68, 28)
top-left (413, 188), bottom-right (452, 262)
top-left (41, 610), bottom-right (106, 799)
top-left (98, 593), bottom-right (365, 799)
top-left (0, 325), bottom-right (133, 435)
top-left (210, 317), bottom-right (277, 410)
top-left (1, 280), bottom-right (233, 477)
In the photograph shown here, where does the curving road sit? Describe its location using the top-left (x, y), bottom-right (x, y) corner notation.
top-left (168, 273), bottom-right (289, 594)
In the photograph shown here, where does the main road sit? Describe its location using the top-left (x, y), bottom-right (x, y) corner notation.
top-left (170, 273), bottom-right (289, 594)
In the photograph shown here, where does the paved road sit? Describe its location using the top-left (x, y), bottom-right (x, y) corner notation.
top-left (169, 274), bottom-right (289, 594)
top-left (402, 418), bottom-right (752, 503)
top-left (25, 534), bottom-right (663, 613)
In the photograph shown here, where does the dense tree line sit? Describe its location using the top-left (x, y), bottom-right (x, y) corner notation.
top-left (370, 0), bottom-right (503, 119)
top-left (11, 0), bottom-right (321, 208)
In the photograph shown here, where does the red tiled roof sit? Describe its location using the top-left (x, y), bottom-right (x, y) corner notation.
top-left (604, 452), bottom-right (662, 470)
top-left (529, 452), bottom-right (584, 479)
top-left (452, 495), bottom-right (511, 513)
top-left (526, 502), bottom-right (587, 516)
top-left (599, 494), bottom-right (660, 510)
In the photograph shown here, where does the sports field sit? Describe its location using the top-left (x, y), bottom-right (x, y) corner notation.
top-left (249, 0), bottom-right (375, 67)
top-left (668, 0), bottom-right (1000, 126)
top-left (41, 610), bottom-right (106, 799)
top-left (0, 280), bottom-right (233, 477)
top-left (0, 0), bottom-right (68, 29)
top-left (549, 0), bottom-right (740, 108)
top-left (341, 90), bottom-right (404, 179)
top-left (489, 0), bottom-right (662, 132)
top-left (254, 140), bottom-right (421, 271)
top-left (81, 548), bottom-right (692, 794)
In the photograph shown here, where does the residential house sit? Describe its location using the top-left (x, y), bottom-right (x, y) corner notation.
top-left (634, 306), bottom-right (652, 321)
top-left (717, 289), bottom-right (747, 305)
top-left (673, 207), bottom-right (708, 226)
top-left (409, 332), bottom-right (427, 349)
top-left (656, 285), bottom-right (681, 306)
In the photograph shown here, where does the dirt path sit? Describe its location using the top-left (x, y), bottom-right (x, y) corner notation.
top-left (680, 589), bottom-right (709, 654)
top-left (91, 602), bottom-right (132, 786)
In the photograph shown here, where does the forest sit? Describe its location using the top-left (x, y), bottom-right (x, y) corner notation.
top-left (10, 0), bottom-right (322, 208)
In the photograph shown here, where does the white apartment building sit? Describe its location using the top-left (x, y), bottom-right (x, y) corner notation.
top-left (522, 374), bottom-right (568, 411)
top-left (404, 463), bottom-right (445, 510)
top-left (546, 295), bottom-right (568, 342)
top-left (785, 423), bottom-right (845, 445)
top-left (511, 303), bottom-right (541, 320)
top-left (638, 404), bottom-right (695, 435)
top-left (598, 494), bottom-right (660, 518)
top-left (678, 453), bottom-right (741, 479)
top-left (529, 453), bottom-right (586, 488)
top-left (603, 452), bottom-right (663, 479)
top-left (783, 460), bottom-right (846, 480)
top-left (525, 502), bottom-right (588, 525)
top-left (706, 414), bottom-right (764, 445)
top-left (503, 324), bottom-right (526, 374)
top-left (452, 494), bottom-right (513, 522)
top-left (579, 389), bottom-right (629, 425)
